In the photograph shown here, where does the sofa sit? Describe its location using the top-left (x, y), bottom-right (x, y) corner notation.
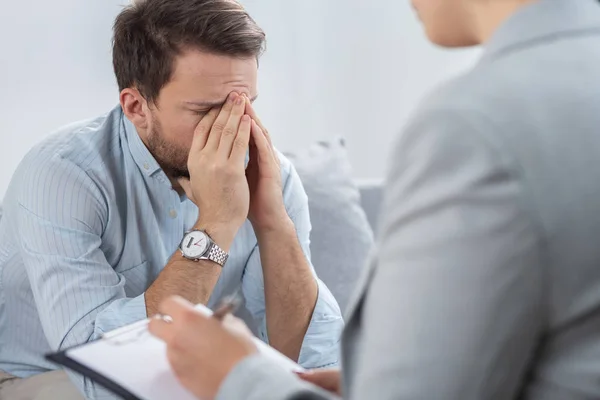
top-left (284, 138), bottom-right (379, 315)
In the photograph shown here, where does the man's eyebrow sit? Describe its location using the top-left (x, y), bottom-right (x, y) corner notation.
top-left (184, 94), bottom-right (259, 108)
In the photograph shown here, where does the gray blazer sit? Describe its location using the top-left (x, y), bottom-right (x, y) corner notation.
top-left (217, 0), bottom-right (600, 399)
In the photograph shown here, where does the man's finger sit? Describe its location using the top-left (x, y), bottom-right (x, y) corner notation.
top-left (218, 94), bottom-right (247, 159)
top-left (177, 178), bottom-right (194, 201)
top-left (246, 99), bottom-right (278, 166)
top-left (229, 115), bottom-right (251, 166)
top-left (244, 97), bottom-right (273, 147)
top-left (190, 108), bottom-right (220, 154)
top-left (250, 120), bottom-right (272, 166)
top-left (205, 92), bottom-right (238, 151)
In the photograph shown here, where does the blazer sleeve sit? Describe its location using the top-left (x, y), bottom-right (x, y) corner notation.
top-left (216, 354), bottom-right (339, 400)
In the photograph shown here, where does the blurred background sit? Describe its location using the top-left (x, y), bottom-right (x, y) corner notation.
top-left (0, 0), bottom-right (479, 198)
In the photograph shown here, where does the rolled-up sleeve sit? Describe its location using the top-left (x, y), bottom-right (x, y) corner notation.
top-left (17, 155), bottom-right (148, 399)
top-left (242, 154), bottom-right (344, 369)
top-left (297, 279), bottom-right (344, 367)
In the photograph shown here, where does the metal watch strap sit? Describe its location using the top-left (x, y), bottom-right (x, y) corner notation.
top-left (206, 242), bottom-right (229, 266)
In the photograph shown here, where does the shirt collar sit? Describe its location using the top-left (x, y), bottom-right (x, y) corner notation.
top-left (120, 108), bottom-right (163, 177)
top-left (482, 0), bottom-right (600, 62)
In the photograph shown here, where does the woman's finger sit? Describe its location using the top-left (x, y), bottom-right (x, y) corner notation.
top-left (296, 369), bottom-right (341, 395)
top-left (148, 313), bottom-right (175, 343)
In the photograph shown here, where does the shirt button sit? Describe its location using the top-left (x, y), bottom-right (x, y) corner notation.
top-left (169, 209), bottom-right (178, 219)
top-left (143, 162), bottom-right (150, 170)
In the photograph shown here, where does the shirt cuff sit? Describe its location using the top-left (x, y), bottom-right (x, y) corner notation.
top-left (216, 354), bottom-right (321, 400)
top-left (297, 279), bottom-right (344, 368)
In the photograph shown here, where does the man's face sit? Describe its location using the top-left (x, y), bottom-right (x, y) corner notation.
top-left (145, 49), bottom-right (258, 178)
top-left (411, 0), bottom-right (480, 47)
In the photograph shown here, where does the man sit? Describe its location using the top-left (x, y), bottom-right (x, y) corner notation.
top-left (149, 0), bottom-right (600, 399)
top-left (0, 0), bottom-right (343, 399)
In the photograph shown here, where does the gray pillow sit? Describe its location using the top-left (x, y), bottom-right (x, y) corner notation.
top-left (286, 138), bottom-right (374, 314)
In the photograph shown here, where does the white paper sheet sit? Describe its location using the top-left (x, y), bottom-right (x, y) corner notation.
top-left (66, 303), bottom-right (303, 400)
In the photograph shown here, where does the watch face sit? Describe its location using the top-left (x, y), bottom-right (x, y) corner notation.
top-left (182, 231), bottom-right (209, 258)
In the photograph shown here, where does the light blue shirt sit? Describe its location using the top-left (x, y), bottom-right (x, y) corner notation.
top-left (0, 105), bottom-right (343, 399)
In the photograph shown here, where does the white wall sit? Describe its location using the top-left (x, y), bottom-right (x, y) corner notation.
top-left (0, 0), bottom-right (480, 198)
top-left (0, 0), bottom-right (127, 198)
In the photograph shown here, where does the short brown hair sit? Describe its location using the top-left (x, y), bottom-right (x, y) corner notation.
top-left (112, 0), bottom-right (265, 103)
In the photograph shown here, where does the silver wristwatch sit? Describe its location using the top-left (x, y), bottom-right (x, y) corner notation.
top-left (178, 230), bottom-right (229, 267)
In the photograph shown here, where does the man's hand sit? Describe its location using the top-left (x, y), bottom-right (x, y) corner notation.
top-left (179, 92), bottom-right (252, 250)
top-left (242, 99), bottom-right (320, 362)
top-left (244, 98), bottom-right (290, 233)
top-left (144, 93), bottom-right (252, 315)
top-left (149, 296), bottom-right (257, 400)
top-left (297, 369), bottom-right (342, 396)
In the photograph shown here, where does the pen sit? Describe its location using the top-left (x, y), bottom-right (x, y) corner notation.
top-left (212, 289), bottom-right (242, 321)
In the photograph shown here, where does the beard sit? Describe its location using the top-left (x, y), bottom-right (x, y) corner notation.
top-left (146, 115), bottom-right (190, 179)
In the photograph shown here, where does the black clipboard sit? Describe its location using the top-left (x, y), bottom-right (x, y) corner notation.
top-left (46, 348), bottom-right (142, 400)
top-left (44, 296), bottom-right (298, 400)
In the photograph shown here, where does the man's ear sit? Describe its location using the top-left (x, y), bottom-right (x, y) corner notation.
top-left (120, 88), bottom-right (150, 130)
